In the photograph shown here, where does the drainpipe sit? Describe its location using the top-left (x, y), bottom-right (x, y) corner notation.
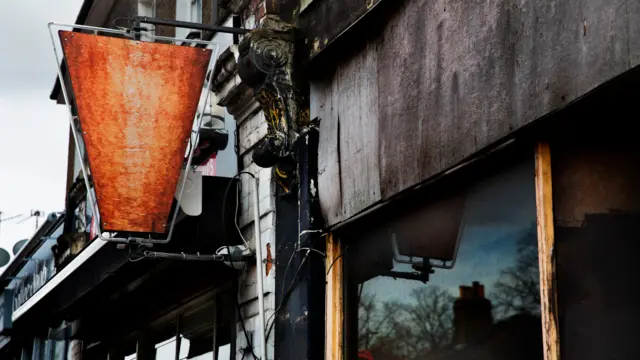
top-left (298, 128), bottom-right (325, 360)
top-left (252, 175), bottom-right (268, 360)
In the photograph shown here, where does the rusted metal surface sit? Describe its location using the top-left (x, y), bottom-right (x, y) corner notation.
top-left (60, 30), bottom-right (211, 233)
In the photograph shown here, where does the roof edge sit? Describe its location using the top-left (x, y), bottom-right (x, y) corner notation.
top-left (49, 0), bottom-right (95, 102)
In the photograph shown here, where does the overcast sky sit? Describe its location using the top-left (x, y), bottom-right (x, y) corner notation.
top-left (0, 1), bottom-right (83, 266)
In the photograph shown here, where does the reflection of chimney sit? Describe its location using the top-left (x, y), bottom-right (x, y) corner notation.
top-left (453, 281), bottom-right (493, 346)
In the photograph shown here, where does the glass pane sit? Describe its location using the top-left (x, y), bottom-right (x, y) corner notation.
top-left (217, 344), bottom-right (231, 360)
top-left (552, 138), bottom-right (640, 359)
top-left (347, 159), bottom-right (542, 360)
top-left (52, 341), bottom-right (66, 360)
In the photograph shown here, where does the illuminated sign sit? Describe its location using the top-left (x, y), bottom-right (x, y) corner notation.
top-left (59, 30), bottom-right (212, 233)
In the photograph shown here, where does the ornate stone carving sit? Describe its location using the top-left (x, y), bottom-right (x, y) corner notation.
top-left (237, 15), bottom-right (309, 194)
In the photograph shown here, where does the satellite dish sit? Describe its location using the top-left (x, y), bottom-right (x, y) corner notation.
top-left (12, 239), bottom-right (27, 256)
top-left (0, 248), bottom-right (10, 267)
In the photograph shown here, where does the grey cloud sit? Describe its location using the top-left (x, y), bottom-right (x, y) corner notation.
top-left (0, 0), bottom-right (84, 95)
top-left (0, 1), bottom-right (81, 249)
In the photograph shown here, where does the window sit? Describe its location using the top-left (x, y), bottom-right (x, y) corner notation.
top-left (117, 293), bottom-right (234, 360)
top-left (344, 158), bottom-right (543, 360)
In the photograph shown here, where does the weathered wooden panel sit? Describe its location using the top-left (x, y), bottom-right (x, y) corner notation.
top-left (312, 79), bottom-right (341, 223)
top-left (314, 0), bottom-right (637, 226)
top-left (313, 43), bottom-right (381, 225)
top-left (630, 0), bottom-right (640, 67)
top-left (336, 44), bottom-right (381, 221)
top-left (378, 0), bottom-right (630, 198)
top-left (298, 0), bottom-right (382, 57)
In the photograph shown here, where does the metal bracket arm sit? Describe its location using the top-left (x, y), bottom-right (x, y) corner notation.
top-left (133, 16), bottom-right (250, 35)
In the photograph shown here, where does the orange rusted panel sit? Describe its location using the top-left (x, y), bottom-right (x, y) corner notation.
top-left (60, 30), bottom-right (212, 233)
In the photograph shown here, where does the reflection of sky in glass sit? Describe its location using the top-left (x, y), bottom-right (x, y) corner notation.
top-left (360, 158), bottom-right (538, 311)
top-left (353, 159), bottom-right (542, 359)
top-left (363, 224), bottom-right (536, 305)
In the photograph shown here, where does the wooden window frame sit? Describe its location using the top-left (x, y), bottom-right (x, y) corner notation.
top-left (325, 233), bottom-right (344, 360)
top-left (535, 142), bottom-right (561, 360)
top-left (325, 143), bottom-right (562, 360)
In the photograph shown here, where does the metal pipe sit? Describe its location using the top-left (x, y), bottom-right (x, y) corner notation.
top-left (50, 22), bottom-right (224, 46)
top-left (135, 16), bottom-right (249, 35)
top-left (252, 176), bottom-right (268, 360)
top-left (212, 295), bottom-right (218, 360)
top-left (174, 316), bottom-right (181, 360)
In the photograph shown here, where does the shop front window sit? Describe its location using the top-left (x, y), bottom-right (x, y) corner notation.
top-left (52, 340), bottom-right (67, 360)
top-left (148, 336), bottom-right (231, 360)
top-left (120, 293), bottom-right (234, 360)
top-left (345, 158), bottom-right (542, 360)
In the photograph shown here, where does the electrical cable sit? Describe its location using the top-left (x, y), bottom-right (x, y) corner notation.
top-left (236, 298), bottom-right (259, 360)
top-left (326, 244), bottom-right (349, 275)
top-left (222, 171), bottom-right (259, 359)
top-left (221, 171), bottom-right (257, 267)
top-left (264, 248), bottom-right (311, 342)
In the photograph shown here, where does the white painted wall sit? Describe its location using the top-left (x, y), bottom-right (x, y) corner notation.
top-left (213, 39), bottom-right (277, 360)
top-left (137, 0), bottom-right (156, 41)
top-left (175, 0), bottom-right (192, 39)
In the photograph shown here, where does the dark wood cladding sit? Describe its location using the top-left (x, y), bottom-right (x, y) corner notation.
top-left (297, 0), bottom-right (383, 58)
top-left (551, 127), bottom-right (640, 359)
top-left (312, 0), bottom-right (640, 226)
top-left (60, 31), bottom-right (211, 233)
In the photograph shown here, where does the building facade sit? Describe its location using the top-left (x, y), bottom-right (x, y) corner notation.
top-left (1, 0), bottom-right (639, 359)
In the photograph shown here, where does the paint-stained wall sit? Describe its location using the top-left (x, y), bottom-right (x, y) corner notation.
top-left (311, 0), bottom-right (640, 227)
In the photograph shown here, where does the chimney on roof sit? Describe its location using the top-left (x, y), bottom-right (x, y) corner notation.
top-left (453, 281), bottom-right (493, 346)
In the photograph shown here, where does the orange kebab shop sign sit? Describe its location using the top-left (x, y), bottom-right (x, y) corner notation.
top-left (60, 30), bottom-right (212, 233)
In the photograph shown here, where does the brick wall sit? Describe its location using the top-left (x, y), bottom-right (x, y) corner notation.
top-left (243, 0), bottom-right (267, 28)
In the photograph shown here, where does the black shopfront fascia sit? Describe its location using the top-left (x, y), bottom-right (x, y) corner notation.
top-left (6, 176), bottom-right (242, 356)
top-left (0, 213), bottom-right (64, 357)
top-left (0, 289), bottom-right (14, 335)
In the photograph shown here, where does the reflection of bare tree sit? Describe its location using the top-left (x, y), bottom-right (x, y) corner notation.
top-left (358, 285), bottom-right (454, 359)
top-left (403, 287), bottom-right (455, 352)
top-left (491, 227), bottom-right (540, 319)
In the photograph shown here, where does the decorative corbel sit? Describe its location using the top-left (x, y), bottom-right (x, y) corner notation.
top-left (237, 15), bottom-right (310, 194)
